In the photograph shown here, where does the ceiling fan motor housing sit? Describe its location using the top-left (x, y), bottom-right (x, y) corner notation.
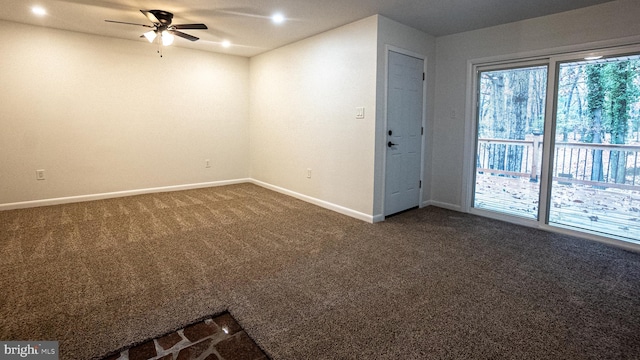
top-left (149, 10), bottom-right (174, 25)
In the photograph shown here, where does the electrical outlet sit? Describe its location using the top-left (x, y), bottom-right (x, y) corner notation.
top-left (36, 169), bottom-right (46, 180)
top-left (205, 159), bottom-right (211, 168)
top-left (307, 168), bottom-right (312, 178)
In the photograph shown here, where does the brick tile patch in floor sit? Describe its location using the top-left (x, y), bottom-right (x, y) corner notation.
top-left (102, 312), bottom-right (268, 360)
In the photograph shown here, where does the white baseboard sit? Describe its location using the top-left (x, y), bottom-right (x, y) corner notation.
top-left (250, 179), bottom-right (375, 223)
top-left (2, 178), bottom-right (376, 224)
top-left (0, 179), bottom-right (251, 211)
top-left (423, 200), bottom-right (462, 212)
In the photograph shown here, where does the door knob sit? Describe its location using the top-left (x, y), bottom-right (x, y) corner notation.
top-left (388, 141), bottom-right (397, 147)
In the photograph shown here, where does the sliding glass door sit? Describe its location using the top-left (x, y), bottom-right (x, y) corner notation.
top-left (473, 64), bottom-right (548, 219)
top-left (471, 46), bottom-right (640, 244)
top-left (549, 54), bottom-right (640, 242)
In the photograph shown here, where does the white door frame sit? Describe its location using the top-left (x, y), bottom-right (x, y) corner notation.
top-left (381, 45), bottom-right (428, 219)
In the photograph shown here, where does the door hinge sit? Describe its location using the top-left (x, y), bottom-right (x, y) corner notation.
top-left (423, 72), bottom-right (425, 81)
top-left (419, 180), bottom-right (422, 188)
top-left (421, 127), bottom-right (424, 135)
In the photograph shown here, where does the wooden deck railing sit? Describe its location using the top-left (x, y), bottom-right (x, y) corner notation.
top-left (476, 137), bottom-right (543, 181)
top-left (477, 137), bottom-right (640, 190)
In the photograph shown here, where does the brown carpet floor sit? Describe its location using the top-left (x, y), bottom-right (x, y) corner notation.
top-left (1, 183), bottom-right (640, 359)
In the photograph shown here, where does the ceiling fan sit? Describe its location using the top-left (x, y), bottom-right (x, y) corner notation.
top-left (105, 10), bottom-right (208, 47)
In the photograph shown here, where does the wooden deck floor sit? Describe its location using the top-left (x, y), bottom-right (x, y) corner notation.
top-left (474, 173), bottom-right (640, 242)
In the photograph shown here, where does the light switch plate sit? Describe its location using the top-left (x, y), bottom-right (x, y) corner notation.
top-left (356, 107), bottom-right (365, 119)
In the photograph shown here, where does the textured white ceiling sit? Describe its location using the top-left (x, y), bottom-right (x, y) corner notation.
top-left (0, 0), bottom-right (618, 57)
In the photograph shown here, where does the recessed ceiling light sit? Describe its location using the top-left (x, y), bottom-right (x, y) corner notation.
top-left (222, 40), bottom-right (231, 48)
top-left (271, 13), bottom-right (285, 24)
top-left (32, 6), bottom-right (46, 16)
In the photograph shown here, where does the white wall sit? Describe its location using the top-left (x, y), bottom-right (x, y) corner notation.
top-left (249, 16), bottom-right (379, 216)
top-left (249, 15), bottom-right (435, 219)
top-left (1, 14), bottom-right (433, 220)
top-left (11, 1), bottom-right (636, 221)
top-left (374, 16), bottom-right (436, 218)
top-left (432, 0), bottom-right (640, 210)
top-left (0, 21), bottom-right (250, 205)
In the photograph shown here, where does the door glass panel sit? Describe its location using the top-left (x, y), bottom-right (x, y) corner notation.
top-left (549, 55), bottom-right (640, 242)
top-left (473, 65), bottom-right (548, 219)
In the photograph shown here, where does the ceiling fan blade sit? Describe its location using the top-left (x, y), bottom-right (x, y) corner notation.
top-left (173, 23), bottom-right (208, 30)
top-left (140, 10), bottom-right (160, 23)
top-left (169, 30), bottom-right (199, 42)
top-left (105, 20), bottom-right (153, 28)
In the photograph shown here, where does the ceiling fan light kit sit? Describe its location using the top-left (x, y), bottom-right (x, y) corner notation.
top-left (161, 31), bottom-right (174, 46)
top-left (143, 30), bottom-right (156, 43)
top-left (105, 9), bottom-right (207, 56)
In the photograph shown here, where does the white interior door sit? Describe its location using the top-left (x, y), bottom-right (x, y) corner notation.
top-left (384, 51), bottom-right (424, 216)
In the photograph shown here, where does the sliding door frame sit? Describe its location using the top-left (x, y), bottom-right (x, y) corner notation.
top-left (463, 41), bottom-right (640, 251)
top-left (545, 45), bottom-right (640, 243)
top-left (467, 59), bottom-right (552, 228)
